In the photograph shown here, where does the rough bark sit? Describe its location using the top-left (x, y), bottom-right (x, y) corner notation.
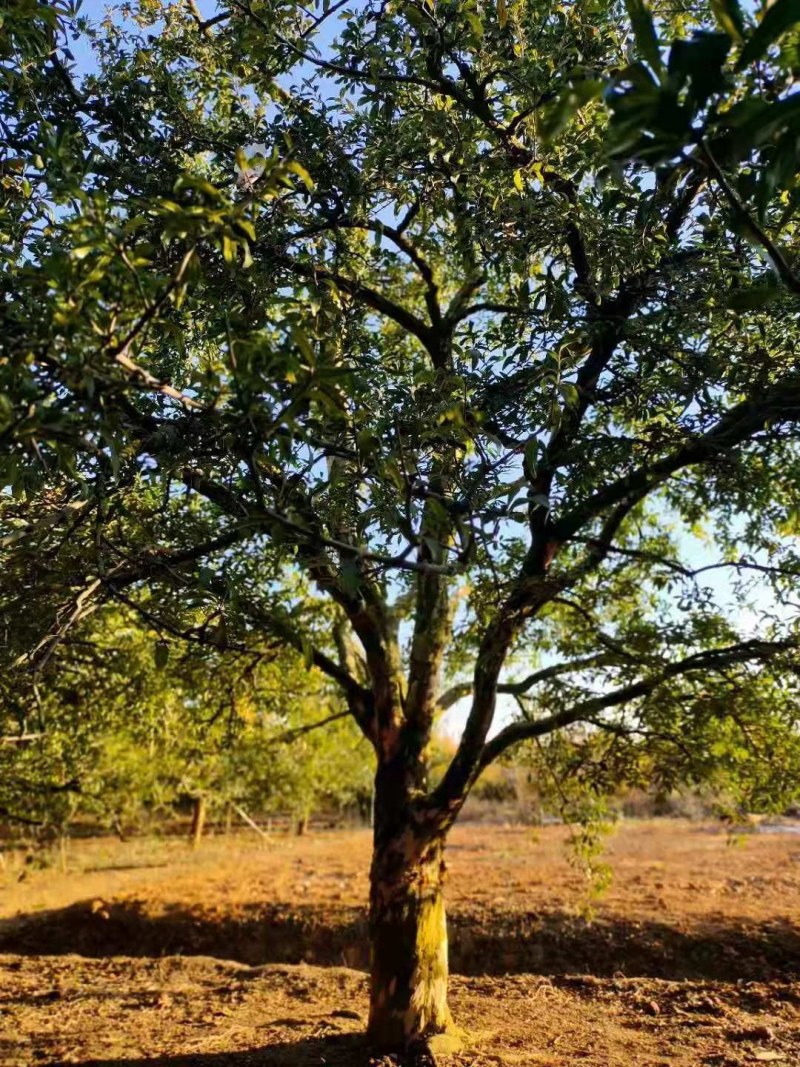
top-left (367, 825), bottom-right (450, 1046)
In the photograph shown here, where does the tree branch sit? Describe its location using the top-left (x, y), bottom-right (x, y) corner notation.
top-left (478, 636), bottom-right (800, 769)
top-left (438, 653), bottom-right (612, 710)
top-left (271, 254), bottom-right (446, 365)
top-left (554, 371), bottom-right (800, 544)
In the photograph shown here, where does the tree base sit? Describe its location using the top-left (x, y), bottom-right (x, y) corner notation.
top-left (425, 1028), bottom-right (467, 1056)
top-left (367, 1024), bottom-right (466, 1064)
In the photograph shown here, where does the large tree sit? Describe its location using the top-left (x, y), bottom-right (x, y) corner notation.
top-left (4, 0), bottom-right (800, 1049)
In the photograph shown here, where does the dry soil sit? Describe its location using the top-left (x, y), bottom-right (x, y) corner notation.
top-left (0, 819), bottom-right (798, 1066)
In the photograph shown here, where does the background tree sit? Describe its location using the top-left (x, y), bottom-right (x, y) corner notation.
top-left (4, 0), bottom-right (800, 1050)
top-left (0, 599), bottom-right (373, 844)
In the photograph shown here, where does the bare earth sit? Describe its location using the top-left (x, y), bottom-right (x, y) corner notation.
top-left (0, 820), bottom-right (799, 1066)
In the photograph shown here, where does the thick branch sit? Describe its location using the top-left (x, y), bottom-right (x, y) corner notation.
top-left (478, 637), bottom-right (800, 769)
top-left (554, 372), bottom-right (800, 543)
top-left (272, 253), bottom-right (447, 365)
top-left (403, 468), bottom-right (454, 753)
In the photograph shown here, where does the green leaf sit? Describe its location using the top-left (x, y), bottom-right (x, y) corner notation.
top-left (287, 160), bottom-right (314, 191)
top-left (234, 217), bottom-right (256, 242)
top-left (173, 173), bottom-right (223, 200)
top-left (727, 283), bottom-right (781, 310)
top-left (541, 80), bottom-right (604, 142)
top-left (559, 382), bottom-right (580, 409)
top-left (725, 93), bottom-right (800, 152)
top-left (625, 0), bottom-right (664, 77)
top-left (523, 438), bottom-right (538, 476)
top-left (290, 324), bottom-right (316, 364)
top-left (737, 0), bottom-right (800, 69)
top-left (224, 234), bottom-right (240, 264)
top-left (667, 32), bottom-right (732, 109)
top-left (711, 0), bottom-right (746, 42)
top-left (465, 11), bottom-right (484, 39)
top-left (356, 427), bottom-right (379, 452)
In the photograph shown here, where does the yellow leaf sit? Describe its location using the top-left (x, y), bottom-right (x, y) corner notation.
top-left (287, 160), bottom-right (314, 191)
top-left (235, 217), bottom-right (256, 241)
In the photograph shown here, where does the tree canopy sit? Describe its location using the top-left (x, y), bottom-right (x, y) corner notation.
top-left (3, 0), bottom-right (800, 791)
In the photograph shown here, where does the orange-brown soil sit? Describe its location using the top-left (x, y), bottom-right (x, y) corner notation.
top-left (1, 820), bottom-right (799, 1065)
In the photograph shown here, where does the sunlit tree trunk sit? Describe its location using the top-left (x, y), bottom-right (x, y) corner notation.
top-left (367, 829), bottom-right (450, 1045)
top-left (366, 757), bottom-right (451, 1046)
top-left (189, 795), bottom-right (206, 848)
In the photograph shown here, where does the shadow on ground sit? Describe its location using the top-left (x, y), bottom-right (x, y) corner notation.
top-left (29, 1035), bottom-right (399, 1067)
top-left (2, 898), bottom-right (798, 982)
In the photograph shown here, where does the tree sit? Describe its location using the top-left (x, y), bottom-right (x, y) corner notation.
top-left (0, 600), bottom-right (373, 842)
top-left (4, 0), bottom-right (800, 1050)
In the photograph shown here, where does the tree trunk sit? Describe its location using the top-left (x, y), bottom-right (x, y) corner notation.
top-left (58, 833), bottom-right (69, 874)
top-left (190, 795), bottom-right (206, 848)
top-left (367, 827), bottom-right (451, 1047)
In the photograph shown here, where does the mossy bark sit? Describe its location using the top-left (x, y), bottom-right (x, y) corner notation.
top-left (367, 830), bottom-right (451, 1046)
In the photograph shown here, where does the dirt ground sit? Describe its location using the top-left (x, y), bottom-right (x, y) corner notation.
top-left (0, 819), bottom-right (799, 1066)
